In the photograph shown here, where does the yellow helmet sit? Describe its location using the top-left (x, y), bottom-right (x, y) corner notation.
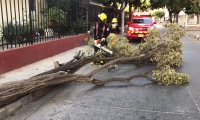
top-left (112, 18), bottom-right (117, 23)
top-left (98, 13), bottom-right (107, 21)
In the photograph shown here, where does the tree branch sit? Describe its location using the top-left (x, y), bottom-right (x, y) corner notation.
top-left (0, 66), bottom-right (159, 107)
top-left (0, 44), bottom-right (166, 107)
top-left (119, 0), bottom-right (128, 12)
top-left (87, 44), bottom-right (166, 77)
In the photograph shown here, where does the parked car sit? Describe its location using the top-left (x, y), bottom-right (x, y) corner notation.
top-left (126, 13), bottom-right (156, 40)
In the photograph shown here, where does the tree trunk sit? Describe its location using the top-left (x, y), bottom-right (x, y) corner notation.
top-left (173, 12), bottom-right (175, 23)
top-left (169, 11), bottom-right (173, 23)
top-left (0, 44), bottom-right (166, 107)
top-left (115, 12), bottom-right (120, 19)
top-left (110, 10), bottom-right (120, 22)
top-left (129, 3), bottom-right (133, 21)
top-left (175, 13), bottom-right (179, 23)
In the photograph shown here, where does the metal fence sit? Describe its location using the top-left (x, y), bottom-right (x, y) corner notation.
top-left (0, 0), bottom-right (115, 50)
top-left (0, 0), bottom-right (100, 50)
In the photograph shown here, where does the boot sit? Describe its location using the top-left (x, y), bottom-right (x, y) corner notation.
top-left (91, 60), bottom-right (100, 65)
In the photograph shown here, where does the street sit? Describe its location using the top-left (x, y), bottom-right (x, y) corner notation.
top-left (5, 26), bottom-right (200, 120)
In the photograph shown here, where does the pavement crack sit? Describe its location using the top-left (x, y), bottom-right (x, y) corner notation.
top-left (186, 86), bottom-right (200, 113)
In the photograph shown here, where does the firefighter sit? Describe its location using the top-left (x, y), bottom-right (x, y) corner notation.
top-left (92, 13), bottom-right (109, 65)
top-left (93, 13), bottom-right (109, 54)
top-left (109, 18), bottom-right (121, 34)
top-left (108, 18), bottom-right (121, 46)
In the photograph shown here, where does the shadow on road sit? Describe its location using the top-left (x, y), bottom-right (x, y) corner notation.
top-left (128, 38), bottom-right (143, 43)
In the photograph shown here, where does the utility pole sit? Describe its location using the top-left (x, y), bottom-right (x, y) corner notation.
top-left (121, 1), bottom-right (125, 35)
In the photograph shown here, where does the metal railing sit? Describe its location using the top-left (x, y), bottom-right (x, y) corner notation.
top-left (0, 0), bottom-right (91, 50)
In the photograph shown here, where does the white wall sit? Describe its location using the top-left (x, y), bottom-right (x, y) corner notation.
top-left (0, 0), bottom-right (47, 37)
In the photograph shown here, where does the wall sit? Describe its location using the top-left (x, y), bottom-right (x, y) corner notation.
top-left (0, 0), bottom-right (47, 38)
top-left (0, 34), bottom-right (90, 74)
top-left (178, 15), bottom-right (186, 27)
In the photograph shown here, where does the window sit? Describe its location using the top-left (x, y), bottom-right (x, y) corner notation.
top-left (132, 18), bottom-right (152, 24)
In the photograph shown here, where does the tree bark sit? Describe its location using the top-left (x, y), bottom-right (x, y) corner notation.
top-left (129, 3), bottom-right (133, 21)
top-left (175, 13), bottom-right (178, 23)
top-left (169, 10), bottom-right (173, 23)
top-left (0, 44), bottom-right (166, 107)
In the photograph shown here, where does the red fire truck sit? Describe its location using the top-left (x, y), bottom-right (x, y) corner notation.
top-left (126, 12), bottom-right (156, 40)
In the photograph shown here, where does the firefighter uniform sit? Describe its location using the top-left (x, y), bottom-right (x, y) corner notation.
top-left (108, 18), bottom-right (121, 46)
top-left (109, 18), bottom-right (121, 34)
top-left (92, 13), bottom-right (109, 65)
top-left (93, 13), bottom-right (109, 54)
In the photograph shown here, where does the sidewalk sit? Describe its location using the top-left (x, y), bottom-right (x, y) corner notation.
top-left (0, 46), bottom-right (88, 84)
top-left (0, 46), bottom-right (89, 120)
top-left (184, 28), bottom-right (200, 31)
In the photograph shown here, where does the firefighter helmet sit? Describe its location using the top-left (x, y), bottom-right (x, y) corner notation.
top-left (98, 13), bottom-right (107, 21)
top-left (112, 18), bottom-right (117, 23)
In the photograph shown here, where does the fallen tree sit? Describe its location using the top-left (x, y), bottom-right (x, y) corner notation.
top-left (0, 23), bottom-right (189, 107)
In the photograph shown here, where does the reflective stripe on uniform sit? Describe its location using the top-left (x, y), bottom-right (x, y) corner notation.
top-left (95, 22), bottom-right (105, 38)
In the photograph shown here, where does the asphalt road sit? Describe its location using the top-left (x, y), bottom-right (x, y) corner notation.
top-left (5, 26), bottom-right (200, 120)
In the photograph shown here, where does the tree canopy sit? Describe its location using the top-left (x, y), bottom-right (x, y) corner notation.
top-left (185, 1), bottom-right (200, 15)
top-left (185, 0), bottom-right (200, 24)
top-left (151, 9), bottom-right (165, 21)
top-left (93, 0), bottom-right (150, 20)
top-left (150, 0), bottom-right (192, 23)
top-left (85, 23), bottom-right (188, 86)
top-left (92, 0), bottom-right (199, 23)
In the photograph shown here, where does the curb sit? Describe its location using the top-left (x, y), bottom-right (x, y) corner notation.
top-left (0, 46), bottom-right (88, 120)
top-left (0, 86), bottom-right (54, 120)
top-left (184, 29), bottom-right (200, 31)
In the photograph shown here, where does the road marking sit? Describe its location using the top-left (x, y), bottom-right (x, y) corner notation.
top-left (187, 86), bottom-right (200, 113)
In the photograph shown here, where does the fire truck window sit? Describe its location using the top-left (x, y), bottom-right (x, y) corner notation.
top-left (132, 18), bottom-right (151, 24)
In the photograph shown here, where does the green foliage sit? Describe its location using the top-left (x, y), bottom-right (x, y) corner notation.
top-left (144, 23), bottom-right (188, 85)
top-left (69, 8), bottom-right (87, 34)
top-left (107, 36), bottom-right (137, 57)
top-left (125, 14), bottom-right (129, 21)
top-left (154, 10), bottom-right (165, 19)
top-left (149, 24), bottom-right (185, 68)
top-left (46, 0), bottom-right (70, 11)
top-left (84, 37), bottom-right (95, 56)
top-left (138, 23), bottom-right (185, 72)
top-left (48, 7), bottom-right (67, 26)
top-left (84, 37), bottom-right (94, 47)
top-left (153, 66), bottom-right (189, 85)
top-left (149, 0), bottom-right (166, 9)
top-left (185, 0), bottom-right (200, 15)
top-left (84, 23), bottom-right (189, 85)
top-left (150, 0), bottom-right (191, 14)
top-left (94, 0), bottom-right (118, 7)
top-left (2, 21), bottom-right (31, 44)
